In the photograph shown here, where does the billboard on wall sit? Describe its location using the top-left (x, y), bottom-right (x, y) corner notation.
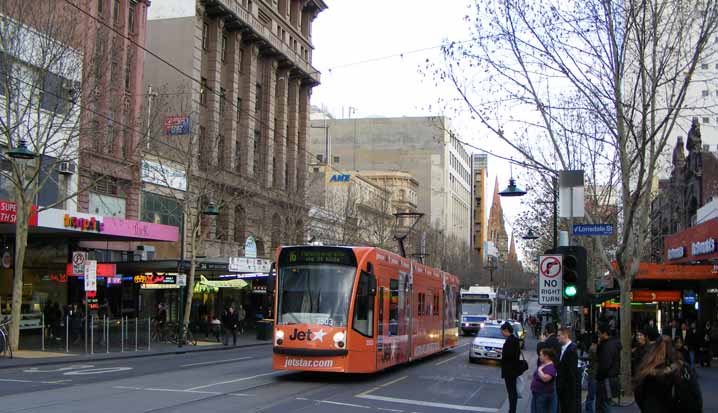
top-left (164, 115), bottom-right (190, 136)
top-left (141, 159), bottom-right (187, 191)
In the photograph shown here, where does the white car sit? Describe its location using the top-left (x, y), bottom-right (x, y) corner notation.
top-left (469, 324), bottom-right (507, 362)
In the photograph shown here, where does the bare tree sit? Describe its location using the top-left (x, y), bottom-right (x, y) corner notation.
top-left (434, 0), bottom-right (718, 390)
top-left (0, 1), bottom-right (131, 350)
top-left (141, 84), bottom-right (247, 342)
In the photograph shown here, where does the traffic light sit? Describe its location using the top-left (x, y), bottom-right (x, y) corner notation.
top-left (554, 245), bottom-right (587, 306)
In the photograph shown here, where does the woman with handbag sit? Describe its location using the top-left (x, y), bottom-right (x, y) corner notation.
top-left (531, 347), bottom-right (558, 413)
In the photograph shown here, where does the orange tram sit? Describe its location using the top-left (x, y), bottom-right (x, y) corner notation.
top-left (272, 245), bottom-right (461, 373)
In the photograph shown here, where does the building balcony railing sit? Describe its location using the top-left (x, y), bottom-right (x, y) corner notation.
top-left (209, 0), bottom-right (320, 83)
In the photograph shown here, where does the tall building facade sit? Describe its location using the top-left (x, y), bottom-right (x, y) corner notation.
top-left (486, 176), bottom-right (509, 262)
top-left (650, 121), bottom-right (718, 262)
top-left (78, 0), bottom-right (152, 220)
top-left (144, 0), bottom-right (326, 257)
top-left (308, 116), bottom-right (472, 245)
top-left (471, 154), bottom-right (488, 260)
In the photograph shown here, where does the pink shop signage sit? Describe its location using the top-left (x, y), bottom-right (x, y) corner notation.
top-left (102, 217), bottom-right (178, 241)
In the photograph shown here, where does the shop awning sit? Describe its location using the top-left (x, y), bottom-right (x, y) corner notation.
top-left (612, 262), bottom-right (718, 281)
top-left (193, 275), bottom-right (249, 294)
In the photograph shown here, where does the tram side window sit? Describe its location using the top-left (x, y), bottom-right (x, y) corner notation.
top-left (433, 295), bottom-right (439, 316)
top-left (389, 279), bottom-right (399, 336)
top-left (352, 271), bottom-right (374, 337)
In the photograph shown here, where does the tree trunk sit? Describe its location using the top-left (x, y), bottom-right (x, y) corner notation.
top-left (181, 224), bottom-right (198, 341)
top-left (618, 274), bottom-right (633, 396)
top-left (10, 198), bottom-right (30, 351)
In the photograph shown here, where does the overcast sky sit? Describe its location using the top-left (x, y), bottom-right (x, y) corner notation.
top-left (311, 0), bottom-right (532, 258)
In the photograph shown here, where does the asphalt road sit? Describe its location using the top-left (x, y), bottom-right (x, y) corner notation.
top-left (0, 336), bottom-right (539, 413)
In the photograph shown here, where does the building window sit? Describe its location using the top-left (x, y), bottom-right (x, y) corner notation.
top-left (255, 83), bottom-right (263, 113)
top-left (106, 112), bottom-right (115, 150)
top-left (253, 129), bottom-right (261, 176)
top-left (200, 77), bottom-right (207, 105)
top-left (702, 63), bottom-right (709, 70)
top-left (124, 51), bottom-right (133, 90)
top-left (141, 192), bottom-right (181, 227)
top-left (128, 2), bottom-right (135, 33)
top-left (237, 97), bottom-right (242, 116)
top-left (40, 71), bottom-right (70, 114)
top-left (703, 90), bottom-right (710, 97)
top-left (220, 87), bottom-right (226, 114)
top-left (316, 154), bottom-right (323, 162)
top-left (239, 49), bottom-right (244, 72)
top-left (113, 0), bottom-right (120, 26)
top-left (221, 35), bottom-right (228, 63)
top-left (202, 23), bottom-right (209, 50)
top-left (0, 52), bottom-right (10, 96)
top-left (98, 0), bottom-right (103, 15)
top-left (703, 117), bottom-right (710, 124)
top-left (333, 156), bottom-right (340, 164)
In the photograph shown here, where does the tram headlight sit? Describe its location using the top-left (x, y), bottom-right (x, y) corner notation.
top-left (333, 332), bottom-right (346, 349)
top-left (275, 330), bottom-right (285, 345)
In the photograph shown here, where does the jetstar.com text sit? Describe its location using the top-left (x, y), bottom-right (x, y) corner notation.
top-left (283, 358), bottom-right (334, 368)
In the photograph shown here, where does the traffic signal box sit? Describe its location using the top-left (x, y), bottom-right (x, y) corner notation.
top-left (547, 246), bottom-right (588, 306)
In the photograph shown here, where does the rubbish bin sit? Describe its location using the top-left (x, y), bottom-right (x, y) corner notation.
top-left (256, 320), bottom-right (273, 341)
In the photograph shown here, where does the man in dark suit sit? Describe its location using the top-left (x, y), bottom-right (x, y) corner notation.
top-left (537, 322), bottom-right (561, 366)
top-left (557, 327), bottom-right (580, 413)
top-left (501, 322), bottom-right (522, 413)
top-left (662, 319), bottom-right (679, 341)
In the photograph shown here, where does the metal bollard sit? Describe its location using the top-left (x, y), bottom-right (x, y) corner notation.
top-left (135, 317), bottom-right (138, 352)
top-left (147, 317), bottom-right (151, 351)
top-left (84, 315), bottom-right (88, 354)
top-left (90, 316), bottom-right (94, 355)
top-left (105, 316), bottom-right (109, 354)
top-left (65, 315), bottom-right (69, 353)
top-left (41, 313), bottom-right (45, 352)
top-left (121, 316), bottom-right (124, 353)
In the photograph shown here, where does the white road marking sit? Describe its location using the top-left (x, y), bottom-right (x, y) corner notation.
top-left (113, 385), bottom-right (252, 397)
top-left (0, 378), bottom-right (71, 384)
top-left (356, 394), bottom-right (499, 412)
top-left (64, 367), bottom-right (132, 375)
top-left (297, 397), bottom-right (372, 409)
top-left (185, 371), bottom-right (280, 391)
top-left (24, 365), bottom-right (94, 373)
top-left (379, 376), bottom-right (408, 388)
top-left (377, 408), bottom-right (405, 412)
top-left (180, 356), bottom-right (252, 368)
top-left (435, 351), bottom-right (469, 366)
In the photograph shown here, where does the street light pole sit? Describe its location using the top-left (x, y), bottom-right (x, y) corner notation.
top-left (177, 212), bottom-right (186, 348)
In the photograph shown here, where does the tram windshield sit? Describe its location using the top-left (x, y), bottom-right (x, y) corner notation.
top-left (277, 264), bottom-right (356, 327)
top-left (462, 300), bottom-right (492, 316)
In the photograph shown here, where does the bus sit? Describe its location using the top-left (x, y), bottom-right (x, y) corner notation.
top-left (459, 286), bottom-right (513, 335)
top-left (272, 245), bottom-right (461, 373)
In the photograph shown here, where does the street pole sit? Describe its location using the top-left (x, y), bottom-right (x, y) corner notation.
top-left (177, 212), bottom-right (186, 348)
top-left (553, 176), bottom-right (558, 249)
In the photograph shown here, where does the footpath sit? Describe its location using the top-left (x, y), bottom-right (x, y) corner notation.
top-left (0, 331), bottom-right (272, 370)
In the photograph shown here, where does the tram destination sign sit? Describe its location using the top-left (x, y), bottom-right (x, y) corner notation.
top-left (538, 255), bottom-right (563, 306)
top-left (279, 247), bottom-right (357, 267)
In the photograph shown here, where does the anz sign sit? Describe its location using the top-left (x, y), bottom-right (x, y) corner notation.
top-left (330, 174), bottom-right (351, 182)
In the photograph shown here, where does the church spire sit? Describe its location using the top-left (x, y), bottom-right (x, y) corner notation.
top-left (508, 233), bottom-right (517, 263)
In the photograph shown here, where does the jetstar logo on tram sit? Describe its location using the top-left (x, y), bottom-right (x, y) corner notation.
top-left (283, 358), bottom-right (334, 368)
top-left (288, 328), bottom-right (327, 342)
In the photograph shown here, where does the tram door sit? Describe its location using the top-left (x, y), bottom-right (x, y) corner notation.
top-left (377, 287), bottom-right (387, 368)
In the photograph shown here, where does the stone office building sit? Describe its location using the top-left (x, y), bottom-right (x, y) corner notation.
top-left (143, 0), bottom-right (327, 257)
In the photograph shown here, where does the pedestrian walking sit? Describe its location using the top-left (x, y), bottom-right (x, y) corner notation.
top-left (710, 321), bottom-right (718, 361)
top-left (673, 336), bottom-right (690, 363)
top-left (700, 321), bottom-right (711, 367)
top-left (221, 306), bottom-right (239, 346)
top-left (537, 323), bottom-right (561, 366)
top-left (631, 331), bottom-right (648, 374)
top-left (238, 304), bottom-right (246, 334)
top-left (500, 321), bottom-right (522, 413)
top-left (596, 324), bottom-right (621, 413)
top-left (531, 347), bottom-right (558, 413)
top-left (662, 319), bottom-right (680, 341)
top-left (643, 319), bottom-right (659, 342)
top-left (634, 335), bottom-right (702, 413)
top-left (685, 321), bottom-right (700, 369)
top-left (209, 314), bottom-right (221, 342)
top-left (585, 336), bottom-right (599, 413)
top-left (557, 327), bottom-right (579, 413)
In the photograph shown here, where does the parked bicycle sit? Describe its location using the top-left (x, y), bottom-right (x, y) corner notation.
top-left (0, 316), bottom-right (13, 358)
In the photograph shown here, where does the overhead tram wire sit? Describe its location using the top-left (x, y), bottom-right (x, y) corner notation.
top-left (61, 0), bottom-right (369, 179)
top-left (62, 0), bottom-right (587, 178)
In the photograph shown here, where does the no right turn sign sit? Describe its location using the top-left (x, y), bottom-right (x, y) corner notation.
top-left (538, 255), bottom-right (563, 306)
